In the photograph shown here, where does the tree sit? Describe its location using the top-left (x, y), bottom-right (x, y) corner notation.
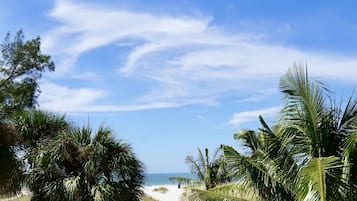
top-left (186, 148), bottom-right (230, 190)
top-left (222, 64), bottom-right (357, 201)
top-left (28, 125), bottom-right (145, 201)
top-left (0, 104), bottom-right (24, 194)
top-left (14, 109), bottom-right (69, 168)
top-left (0, 30), bottom-right (54, 111)
top-left (223, 124), bottom-right (298, 201)
top-left (279, 65), bottom-right (357, 200)
top-left (14, 110), bottom-right (68, 149)
top-left (0, 109), bottom-right (67, 195)
top-left (0, 30), bottom-right (55, 194)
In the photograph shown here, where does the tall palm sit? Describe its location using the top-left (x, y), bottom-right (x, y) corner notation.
top-left (186, 148), bottom-right (230, 189)
top-left (222, 64), bottom-right (357, 201)
top-left (28, 125), bottom-right (144, 201)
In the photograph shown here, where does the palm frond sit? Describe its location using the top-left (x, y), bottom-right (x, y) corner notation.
top-left (234, 130), bottom-right (260, 152)
top-left (280, 64), bottom-right (326, 157)
top-left (298, 156), bottom-right (343, 201)
top-left (63, 175), bottom-right (80, 200)
top-left (185, 155), bottom-right (204, 181)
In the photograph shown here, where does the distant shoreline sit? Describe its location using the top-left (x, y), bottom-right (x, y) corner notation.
top-left (144, 172), bottom-right (194, 186)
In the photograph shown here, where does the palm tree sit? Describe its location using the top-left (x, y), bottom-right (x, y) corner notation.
top-left (14, 110), bottom-right (69, 164)
top-left (28, 125), bottom-right (144, 201)
top-left (186, 148), bottom-right (230, 189)
top-left (222, 64), bottom-right (357, 201)
top-left (0, 104), bottom-right (24, 195)
top-left (14, 110), bottom-right (69, 147)
top-left (279, 65), bottom-right (357, 200)
top-left (0, 109), bottom-right (69, 195)
top-left (223, 122), bottom-right (299, 201)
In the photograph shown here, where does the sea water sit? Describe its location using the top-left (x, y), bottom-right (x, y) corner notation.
top-left (144, 173), bottom-right (195, 185)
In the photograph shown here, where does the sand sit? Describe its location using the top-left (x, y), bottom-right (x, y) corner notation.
top-left (143, 185), bottom-right (184, 201)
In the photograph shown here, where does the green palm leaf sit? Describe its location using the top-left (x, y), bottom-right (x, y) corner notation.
top-left (299, 156), bottom-right (342, 201)
top-left (234, 130), bottom-right (260, 152)
top-left (280, 65), bottom-right (327, 157)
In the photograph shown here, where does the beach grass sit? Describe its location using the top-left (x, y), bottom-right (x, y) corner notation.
top-left (1, 195), bottom-right (31, 201)
top-left (142, 194), bottom-right (159, 201)
top-left (153, 186), bottom-right (169, 193)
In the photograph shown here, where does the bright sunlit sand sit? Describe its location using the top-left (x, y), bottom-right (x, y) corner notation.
top-left (143, 185), bottom-right (183, 201)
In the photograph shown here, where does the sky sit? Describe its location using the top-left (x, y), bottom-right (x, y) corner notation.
top-left (1, 0), bottom-right (357, 173)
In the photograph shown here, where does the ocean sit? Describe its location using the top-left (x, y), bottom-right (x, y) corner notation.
top-left (144, 173), bottom-right (195, 185)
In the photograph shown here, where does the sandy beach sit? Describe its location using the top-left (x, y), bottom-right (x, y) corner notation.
top-left (143, 185), bottom-right (183, 201)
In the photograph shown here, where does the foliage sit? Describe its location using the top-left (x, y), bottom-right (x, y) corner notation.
top-left (14, 110), bottom-right (69, 148)
top-left (221, 64), bottom-right (357, 201)
top-left (0, 105), bottom-right (24, 194)
top-left (13, 109), bottom-right (69, 169)
top-left (190, 188), bottom-right (249, 201)
top-left (0, 141), bottom-right (24, 194)
top-left (186, 148), bottom-right (231, 190)
top-left (0, 108), bottom-right (67, 195)
top-left (0, 30), bottom-right (54, 194)
top-left (189, 183), bottom-right (258, 201)
top-left (28, 125), bottom-right (145, 201)
top-left (0, 30), bottom-right (54, 111)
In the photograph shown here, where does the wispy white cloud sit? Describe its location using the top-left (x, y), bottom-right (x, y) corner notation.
top-left (39, 82), bottom-right (107, 112)
top-left (229, 106), bottom-right (281, 127)
top-left (40, 0), bottom-right (357, 115)
top-left (39, 81), bottom-right (216, 113)
top-left (68, 72), bottom-right (100, 80)
top-left (43, 0), bottom-right (211, 74)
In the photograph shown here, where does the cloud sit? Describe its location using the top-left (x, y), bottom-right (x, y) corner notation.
top-left (39, 82), bottom-right (215, 113)
top-left (39, 82), bottom-right (107, 112)
top-left (42, 0), bottom-right (211, 74)
top-left (229, 106), bottom-right (281, 127)
top-left (40, 0), bottom-right (357, 114)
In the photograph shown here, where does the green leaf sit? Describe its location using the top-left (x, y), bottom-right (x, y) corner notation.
top-left (299, 156), bottom-right (342, 201)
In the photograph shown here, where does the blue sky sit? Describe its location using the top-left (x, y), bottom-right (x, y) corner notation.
top-left (2, 0), bottom-right (357, 173)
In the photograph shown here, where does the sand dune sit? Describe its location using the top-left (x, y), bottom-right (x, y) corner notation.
top-left (143, 185), bottom-right (183, 201)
